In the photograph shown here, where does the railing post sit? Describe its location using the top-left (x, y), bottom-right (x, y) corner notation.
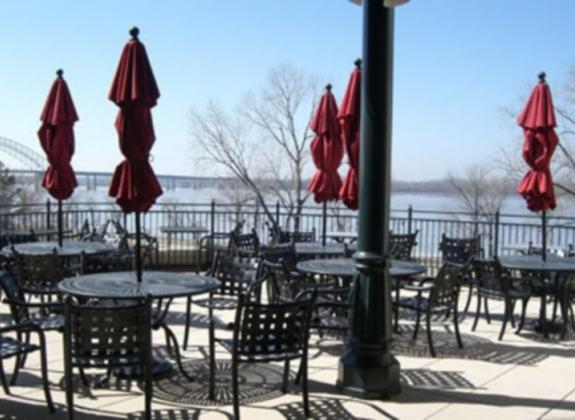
top-left (494, 209), bottom-right (500, 257)
top-left (407, 205), bottom-right (413, 234)
top-left (210, 200), bottom-right (215, 237)
top-left (275, 201), bottom-right (280, 228)
top-left (46, 199), bottom-right (51, 229)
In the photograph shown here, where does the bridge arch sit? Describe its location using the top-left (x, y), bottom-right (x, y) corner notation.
top-left (0, 137), bottom-right (44, 170)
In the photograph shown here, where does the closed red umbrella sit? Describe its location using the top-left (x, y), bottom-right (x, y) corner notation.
top-left (517, 72), bottom-right (558, 260)
top-left (308, 84), bottom-right (343, 203)
top-left (108, 27), bottom-right (162, 281)
top-left (338, 60), bottom-right (361, 210)
top-left (38, 69), bottom-right (78, 246)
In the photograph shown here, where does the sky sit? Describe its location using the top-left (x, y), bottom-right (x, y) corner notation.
top-left (0, 0), bottom-right (574, 182)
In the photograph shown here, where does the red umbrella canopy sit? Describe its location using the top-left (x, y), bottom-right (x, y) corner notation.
top-left (108, 27), bottom-right (163, 213)
top-left (38, 70), bottom-right (78, 200)
top-left (338, 60), bottom-right (361, 210)
top-left (307, 84), bottom-right (343, 203)
top-left (517, 73), bottom-right (558, 212)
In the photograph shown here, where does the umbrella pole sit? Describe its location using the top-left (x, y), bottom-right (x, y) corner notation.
top-left (322, 201), bottom-right (327, 246)
top-left (57, 199), bottom-right (63, 247)
top-left (135, 211), bottom-right (143, 283)
top-left (542, 210), bottom-right (547, 261)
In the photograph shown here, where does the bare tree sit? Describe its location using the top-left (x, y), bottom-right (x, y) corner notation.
top-left (447, 163), bottom-right (510, 233)
top-left (189, 63), bottom-right (320, 229)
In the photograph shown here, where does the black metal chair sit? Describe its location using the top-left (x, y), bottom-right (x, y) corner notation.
top-left (64, 297), bottom-right (153, 420)
top-left (229, 228), bottom-right (260, 257)
top-left (183, 252), bottom-right (258, 350)
top-left (471, 258), bottom-right (530, 340)
top-left (271, 226), bottom-right (316, 244)
top-left (10, 247), bottom-right (66, 299)
top-left (389, 230), bottom-right (419, 330)
top-left (396, 262), bottom-right (464, 357)
top-left (389, 230), bottom-right (418, 261)
top-left (80, 251), bottom-right (133, 274)
top-left (0, 323), bottom-right (54, 412)
top-left (209, 279), bottom-right (316, 419)
top-left (439, 234), bottom-right (481, 313)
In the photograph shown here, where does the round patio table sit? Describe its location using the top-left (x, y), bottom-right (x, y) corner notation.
top-left (59, 271), bottom-right (219, 380)
top-left (58, 270), bottom-right (219, 299)
top-left (4, 240), bottom-right (116, 257)
top-left (297, 257), bottom-right (427, 278)
top-left (499, 255), bottom-right (575, 337)
top-left (294, 242), bottom-right (347, 258)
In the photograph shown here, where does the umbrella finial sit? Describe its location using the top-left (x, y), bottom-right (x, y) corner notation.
top-left (325, 83), bottom-right (332, 92)
top-left (130, 26), bottom-right (140, 41)
top-left (354, 58), bottom-right (362, 69)
top-left (538, 72), bottom-right (546, 83)
top-left (56, 69), bottom-right (63, 79)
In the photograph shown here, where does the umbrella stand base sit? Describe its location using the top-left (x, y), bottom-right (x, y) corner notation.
top-left (337, 345), bottom-right (401, 399)
top-left (114, 358), bottom-right (173, 379)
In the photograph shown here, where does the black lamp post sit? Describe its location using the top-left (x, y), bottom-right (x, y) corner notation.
top-left (337, 0), bottom-right (401, 398)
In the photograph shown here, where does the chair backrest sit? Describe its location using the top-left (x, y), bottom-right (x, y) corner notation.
top-left (229, 229), bottom-right (260, 256)
top-left (471, 257), bottom-right (510, 293)
top-left (11, 248), bottom-right (65, 293)
top-left (275, 228), bottom-right (316, 244)
top-left (429, 263), bottom-right (463, 310)
top-left (0, 231), bottom-right (37, 249)
top-left (233, 288), bottom-right (316, 359)
top-left (0, 271), bottom-right (29, 323)
top-left (81, 251), bottom-right (134, 274)
top-left (120, 233), bottom-right (159, 267)
top-left (64, 297), bottom-right (152, 369)
top-left (259, 259), bottom-right (300, 302)
top-left (259, 243), bottom-right (297, 269)
top-left (209, 252), bottom-right (257, 298)
top-left (439, 234), bottom-right (481, 265)
top-left (389, 230), bottom-right (418, 261)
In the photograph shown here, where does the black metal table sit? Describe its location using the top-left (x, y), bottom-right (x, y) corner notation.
top-left (294, 242), bottom-right (347, 259)
top-left (58, 271), bottom-right (219, 379)
top-left (4, 240), bottom-right (116, 257)
top-left (499, 255), bottom-right (575, 337)
top-left (297, 257), bottom-right (426, 278)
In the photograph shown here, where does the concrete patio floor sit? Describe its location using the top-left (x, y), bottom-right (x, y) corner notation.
top-left (1, 289), bottom-right (575, 420)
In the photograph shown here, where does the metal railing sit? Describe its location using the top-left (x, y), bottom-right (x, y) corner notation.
top-left (1, 200), bottom-right (573, 272)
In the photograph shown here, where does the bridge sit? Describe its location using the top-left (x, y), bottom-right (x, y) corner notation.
top-left (0, 136), bottom-right (237, 191)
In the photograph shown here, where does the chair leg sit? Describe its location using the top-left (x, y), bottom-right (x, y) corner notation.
top-left (160, 323), bottom-right (194, 382)
top-left (183, 297), bottom-right (192, 350)
top-left (208, 309), bottom-right (216, 401)
top-left (393, 284), bottom-right (400, 332)
top-left (294, 360), bottom-right (302, 385)
top-left (232, 356), bottom-right (240, 420)
top-left (515, 298), bottom-right (529, 335)
top-left (484, 298), bottom-right (491, 324)
top-left (37, 332), bottom-right (55, 413)
top-left (499, 298), bottom-right (510, 341)
top-left (412, 309), bottom-right (421, 341)
top-left (282, 360), bottom-right (290, 393)
top-left (472, 294), bottom-right (482, 331)
top-left (66, 363), bottom-right (74, 420)
top-left (561, 293), bottom-right (569, 340)
top-left (453, 308), bottom-right (463, 349)
top-left (463, 282), bottom-right (474, 314)
top-left (0, 358), bottom-right (10, 395)
top-left (79, 368), bottom-right (90, 388)
top-left (425, 313), bottom-right (435, 357)
top-left (510, 300), bottom-right (517, 328)
top-left (10, 351), bottom-right (22, 386)
top-left (301, 356), bottom-right (310, 418)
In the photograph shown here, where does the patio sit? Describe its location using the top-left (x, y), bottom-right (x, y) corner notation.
top-left (2, 287), bottom-right (575, 420)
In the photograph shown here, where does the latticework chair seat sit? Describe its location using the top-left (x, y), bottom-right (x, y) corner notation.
top-left (71, 353), bottom-right (145, 368)
top-left (396, 296), bottom-right (450, 313)
top-left (27, 314), bottom-right (65, 331)
top-left (0, 336), bottom-right (39, 358)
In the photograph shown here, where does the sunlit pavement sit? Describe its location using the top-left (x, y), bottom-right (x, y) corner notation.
top-left (1, 288), bottom-right (575, 420)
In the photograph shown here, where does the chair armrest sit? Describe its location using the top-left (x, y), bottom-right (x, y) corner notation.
top-left (3, 298), bottom-right (63, 310)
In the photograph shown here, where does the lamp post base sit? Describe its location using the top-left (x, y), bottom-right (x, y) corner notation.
top-left (337, 340), bottom-right (401, 399)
